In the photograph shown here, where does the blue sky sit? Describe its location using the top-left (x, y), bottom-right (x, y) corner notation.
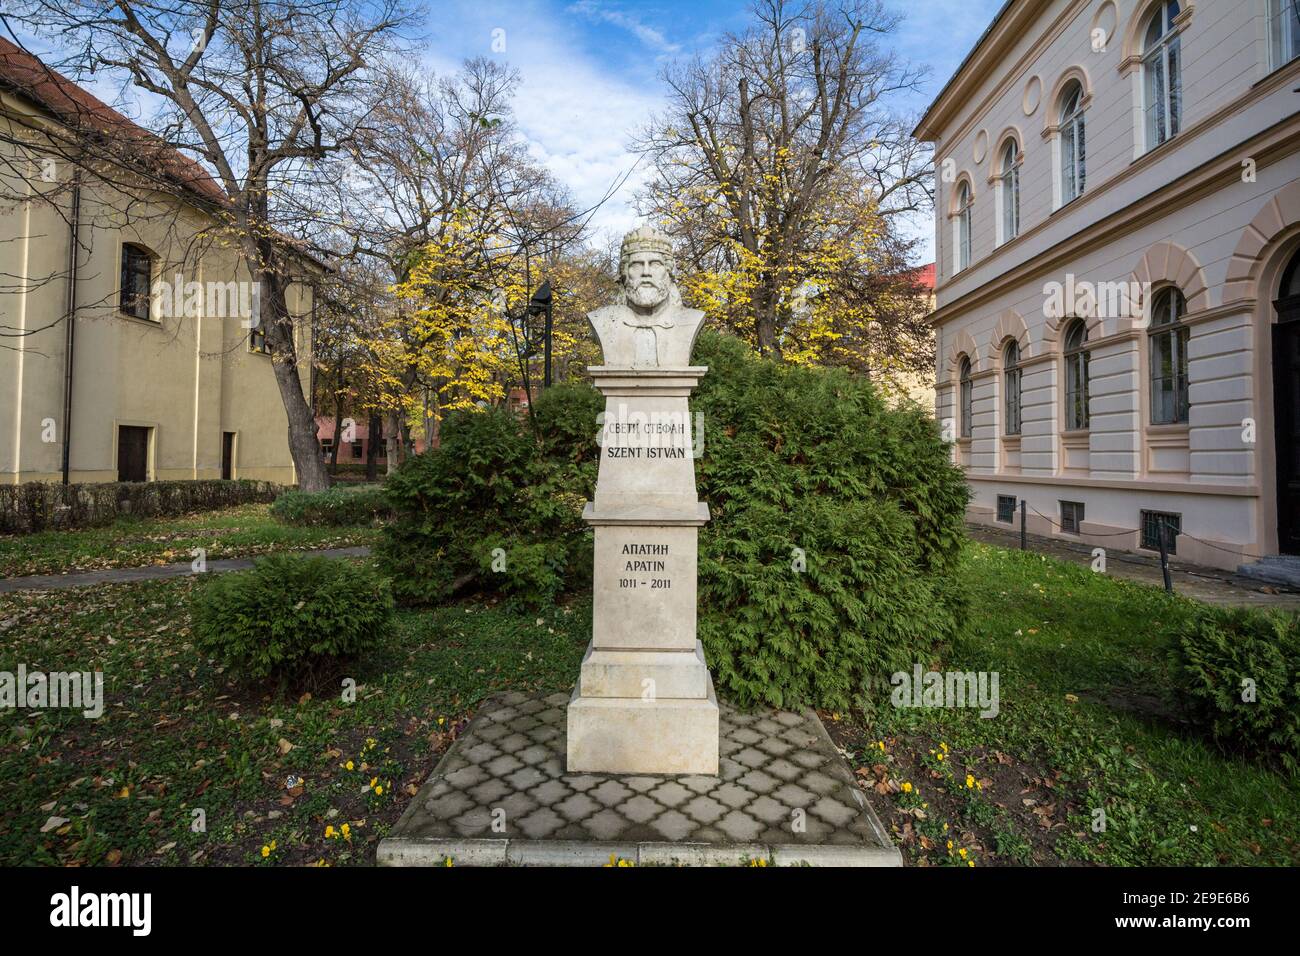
top-left (420, 0), bottom-right (1006, 261)
top-left (13, 0), bottom-right (1007, 262)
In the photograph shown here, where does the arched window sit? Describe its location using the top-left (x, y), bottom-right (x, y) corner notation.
top-left (1149, 287), bottom-right (1189, 424)
top-left (956, 181), bottom-right (973, 271)
top-left (1143, 1), bottom-right (1182, 150)
top-left (1059, 82), bottom-right (1086, 204)
top-left (120, 242), bottom-right (155, 321)
top-left (1280, 248), bottom-right (1300, 302)
top-left (1004, 340), bottom-right (1022, 435)
top-left (1268, 0), bottom-right (1300, 69)
top-left (1064, 319), bottom-right (1090, 430)
top-left (1000, 140), bottom-right (1020, 243)
top-left (959, 356), bottom-right (973, 438)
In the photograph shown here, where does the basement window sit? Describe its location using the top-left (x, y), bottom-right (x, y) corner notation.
top-left (1140, 510), bottom-right (1181, 553)
top-left (1060, 501), bottom-right (1085, 535)
top-left (996, 495), bottom-right (1017, 524)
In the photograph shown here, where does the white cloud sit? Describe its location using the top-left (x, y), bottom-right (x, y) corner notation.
top-left (565, 1), bottom-right (681, 55)
top-left (425, 2), bottom-right (665, 240)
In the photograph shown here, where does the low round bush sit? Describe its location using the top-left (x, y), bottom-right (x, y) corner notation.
top-left (271, 485), bottom-right (390, 526)
top-left (191, 554), bottom-right (394, 681)
top-left (1174, 605), bottom-right (1300, 771)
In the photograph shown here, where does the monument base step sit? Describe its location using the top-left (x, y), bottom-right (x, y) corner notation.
top-left (578, 640), bottom-right (711, 699)
top-left (378, 691), bottom-right (902, 867)
top-left (567, 680), bottom-right (719, 775)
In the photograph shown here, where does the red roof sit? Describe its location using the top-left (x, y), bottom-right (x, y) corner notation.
top-left (0, 37), bottom-right (227, 205)
top-left (911, 262), bottom-right (936, 292)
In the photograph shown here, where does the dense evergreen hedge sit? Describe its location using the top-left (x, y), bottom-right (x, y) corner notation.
top-left (377, 331), bottom-right (969, 710)
top-left (1174, 605), bottom-right (1300, 771)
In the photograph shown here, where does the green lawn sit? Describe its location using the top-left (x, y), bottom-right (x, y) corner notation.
top-left (834, 543), bottom-right (1299, 867)
top-left (0, 569), bottom-right (586, 866)
top-left (1, 539), bottom-right (1295, 866)
top-left (0, 503), bottom-right (381, 578)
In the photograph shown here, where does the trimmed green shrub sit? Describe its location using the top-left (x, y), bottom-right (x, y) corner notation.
top-left (376, 383), bottom-right (601, 608)
top-left (1174, 605), bottom-right (1300, 770)
top-left (377, 332), bottom-right (969, 710)
top-left (691, 332), bottom-right (969, 711)
top-left (271, 485), bottom-right (390, 526)
top-left (191, 554), bottom-right (394, 681)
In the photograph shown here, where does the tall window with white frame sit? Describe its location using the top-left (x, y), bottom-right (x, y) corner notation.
top-left (956, 181), bottom-right (972, 271)
top-left (959, 356), bottom-right (973, 438)
top-left (1000, 140), bottom-right (1020, 243)
top-left (1149, 287), bottom-right (1189, 424)
top-left (1064, 319), bottom-right (1090, 430)
top-left (1004, 340), bottom-right (1022, 436)
top-left (1059, 82), bottom-right (1086, 204)
top-left (1143, 1), bottom-right (1182, 150)
top-left (1269, 0), bottom-right (1300, 68)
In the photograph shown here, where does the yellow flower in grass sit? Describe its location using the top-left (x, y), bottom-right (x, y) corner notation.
top-left (968, 860), bottom-right (975, 868)
top-left (340, 823), bottom-right (351, 841)
top-left (375, 785), bottom-right (384, 796)
top-left (369, 777), bottom-right (378, 789)
top-left (966, 774), bottom-right (976, 789)
top-left (261, 845), bottom-right (271, 858)
top-left (443, 856), bottom-right (454, 867)
top-left (901, 782), bottom-right (913, 794)
top-left (940, 742), bottom-right (949, 754)
top-left (946, 840), bottom-right (953, 851)
top-left (345, 761), bottom-right (354, 771)
top-left (959, 848), bottom-right (968, 859)
top-left (324, 825), bottom-right (336, 839)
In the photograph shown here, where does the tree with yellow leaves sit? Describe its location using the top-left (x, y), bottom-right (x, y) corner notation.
top-left (636, 0), bottom-right (934, 376)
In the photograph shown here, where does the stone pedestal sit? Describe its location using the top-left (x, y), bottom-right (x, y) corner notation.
top-left (566, 365), bottom-right (719, 774)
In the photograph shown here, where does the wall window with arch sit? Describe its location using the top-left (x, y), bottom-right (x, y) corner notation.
top-left (1142, 0), bottom-right (1182, 150)
top-left (1058, 82), bottom-right (1086, 205)
top-left (1268, 0), bottom-right (1300, 69)
top-left (1063, 319), bottom-right (1091, 430)
top-left (1149, 286), bottom-right (1189, 424)
top-left (953, 180), bottom-right (973, 272)
top-left (998, 139), bottom-right (1020, 244)
top-left (119, 242), bottom-right (156, 322)
top-left (959, 355), bottom-right (973, 438)
top-left (1003, 340), bottom-right (1022, 435)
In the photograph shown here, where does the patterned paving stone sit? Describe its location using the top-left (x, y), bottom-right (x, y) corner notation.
top-left (619, 794), bottom-right (665, 824)
top-left (381, 692), bottom-right (900, 866)
top-left (648, 780), bottom-right (693, 808)
top-left (554, 792), bottom-right (601, 822)
top-left (650, 809), bottom-right (697, 841)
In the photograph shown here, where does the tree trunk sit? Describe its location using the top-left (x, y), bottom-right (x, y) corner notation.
top-left (365, 413), bottom-right (381, 480)
top-left (247, 241), bottom-right (328, 492)
top-left (329, 405), bottom-right (343, 476)
top-left (385, 410), bottom-right (401, 475)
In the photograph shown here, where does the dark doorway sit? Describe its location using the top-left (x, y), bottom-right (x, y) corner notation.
top-left (117, 425), bottom-right (149, 482)
top-left (1274, 250), bottom-right (1300, 555)
top-left (221, 432), bottom-right (236, 480)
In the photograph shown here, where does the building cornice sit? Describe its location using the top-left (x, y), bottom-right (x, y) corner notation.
top-left (930, 105), bottom-right (1300, 328)
top-left (964, 473), bottom-right (1258, 497)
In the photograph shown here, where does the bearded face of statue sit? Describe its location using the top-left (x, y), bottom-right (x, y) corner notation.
top-left (623, 250), bottom-right (671, 310)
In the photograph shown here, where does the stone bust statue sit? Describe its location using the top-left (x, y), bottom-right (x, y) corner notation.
top-left (588, 226), bottom-right (705, 369)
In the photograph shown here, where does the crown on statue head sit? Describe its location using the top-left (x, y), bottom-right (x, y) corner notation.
top-left (620, 225), bottom-right (674, 265)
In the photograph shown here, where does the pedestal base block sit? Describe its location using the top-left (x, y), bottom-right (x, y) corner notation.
top-left (578, 640), bottom-right (711, 699)
top-left (566, 681), bottom-right (719, 775)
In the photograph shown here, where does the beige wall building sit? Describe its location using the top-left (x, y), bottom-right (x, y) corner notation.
top-left (0, 40), bottom-right (315, 486)
top-left (917, 0), bottom-right (1300, 572)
